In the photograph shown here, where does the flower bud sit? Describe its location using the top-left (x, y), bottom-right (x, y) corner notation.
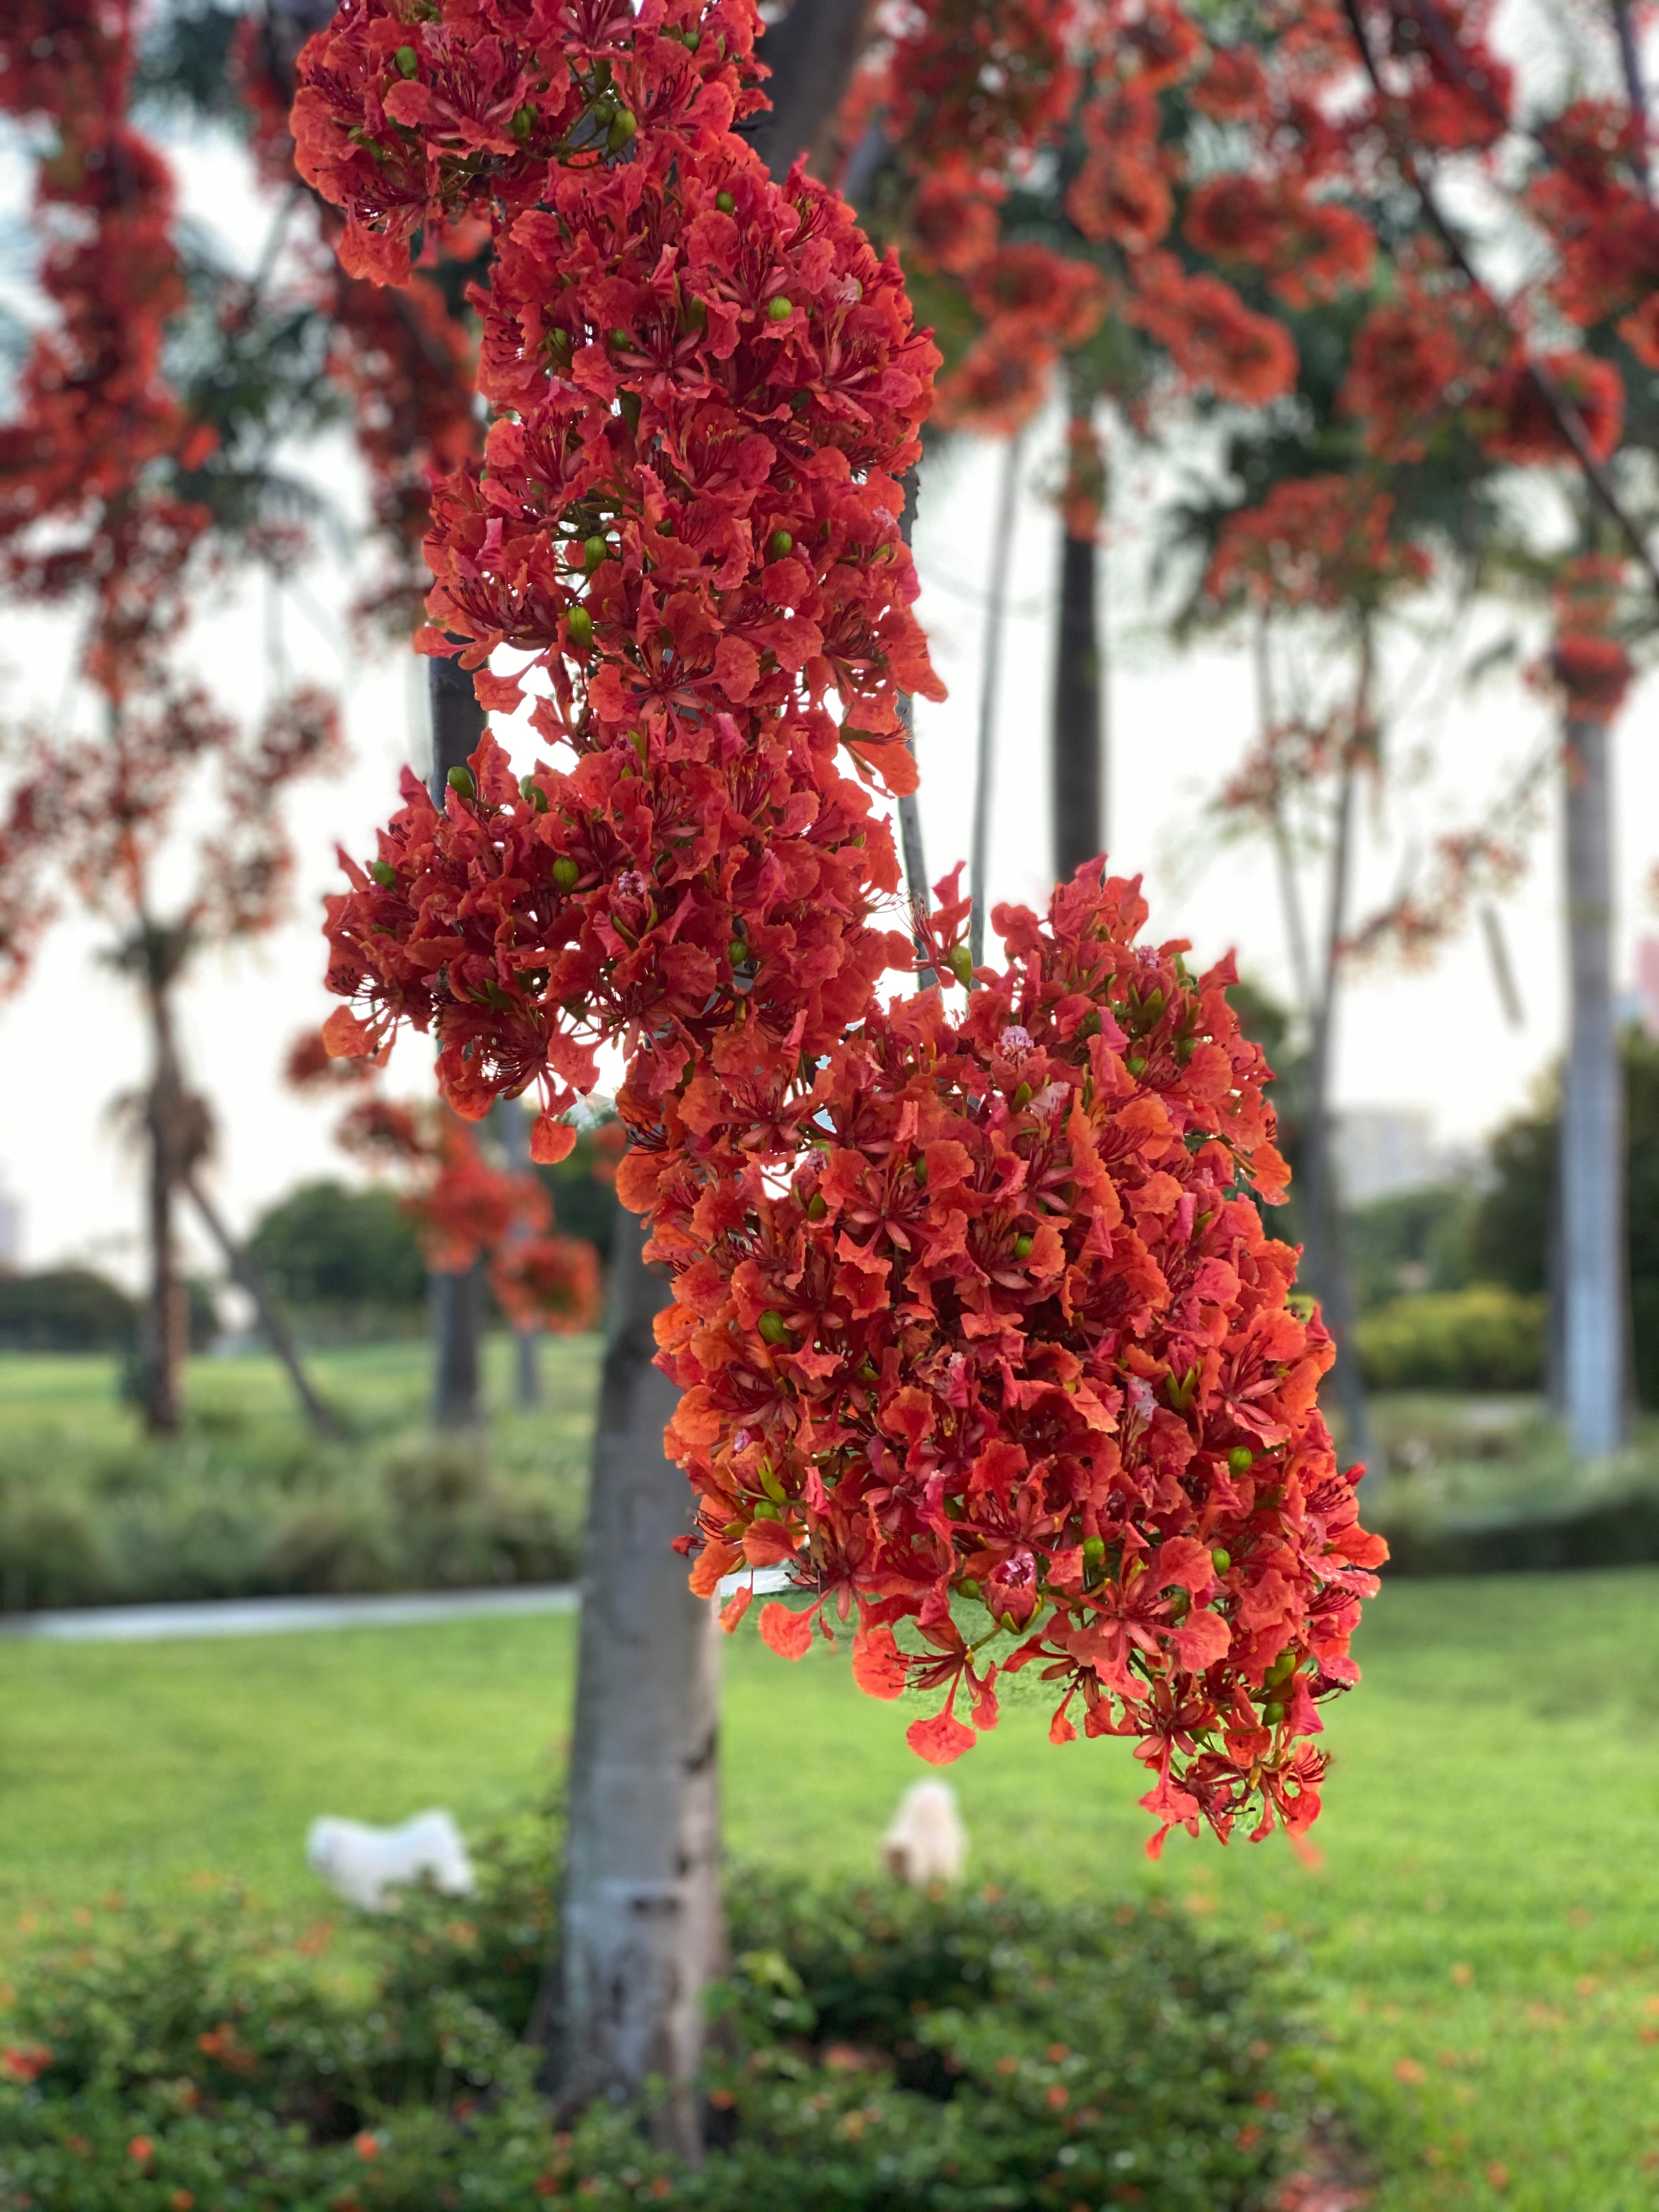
top-left (768, 529), bottom-right (793, 558)
top-left (566, 606), bottom-right (594, 648)
top-left (520, 775), bottom-right (548, 812)
top-left (552, 857), bottom-right (580, 892)
top-left (1013, 1233), bottom-right (1035, 1260)
top-left (583, 533), bottom-right (607, 567)
top-left (1126, 1054), bottom-right (1147, 1079)
top-left (752, 1499), bottom-right (782, 1521)
top-left (715, 190), bottom-right (735, 213)
top-left (758, 1309), bottom-right (791, 1346)
top-left (1082, 1535), bottom-right (1106, 1564)
top-left (510, 104), bottom-right (535, 139)
top-left (607, 108), bottom-right (637, 150)
top-left (806, 1192), bottom-right (827, 1220)
top-left (1209, 1547), bottom-right (1232, 1575)
top-left (948, 944), bottom-right (973, 988)
top-left (446, 765), bottom-right (475, 798)
top-left (394, 44), bottom-right (418, 75)
top-left (1228, 1446), bottom-right (1254, 1476)
top-left (768, 296), bottom-right (793, 321)
top-left (369, 859), bottom-right (397, 888)
top-left (1012, 1081), bottom-right (1032, 1109)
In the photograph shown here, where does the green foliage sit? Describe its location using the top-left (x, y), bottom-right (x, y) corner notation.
top-left (537, 1119), bottom-right (623, 1264)
top-left (0, 1268), bottom-right (136, 1353)
top-left (0, 1338), bottom-right (597, 1610)
top-left (1356, 1287), bottom-right (1543, 1393)
top-left (1470, 1030), bottom-right (1659, 1405)
top-left (247, 1179), bottom-right (428, 1322)
top-left (0, 1831), bottom-right (1310, 2212)
top-left (1344, 1184), bottom-right (1475, 1310)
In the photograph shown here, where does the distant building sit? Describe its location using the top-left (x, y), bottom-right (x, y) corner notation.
top-left (1334, 1108), bottom-right (1473, 1206)
top-left (0, 1178), bottom-right (19, 1271)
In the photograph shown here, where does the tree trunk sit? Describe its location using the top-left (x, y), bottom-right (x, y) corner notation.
top-left (545, 1209), bottom-right (724, 2155)
top-left (1052, 416), bottom-right (1104, 881)
top-left (1560, 711), bottom-right (1628, 1458)
top-left (429, 657), bottom-right (489, 1428)
top-left (139, 984), bottom-right (189, 1436)
top-left (969, 433), bottom-right (1022, 967)
top-left (744, 0), bottom-right (871, 180)
top-left (495, 1096), bottom-right (541, 1410)
top-left (1297, 662), bottom-right (1379, 1482)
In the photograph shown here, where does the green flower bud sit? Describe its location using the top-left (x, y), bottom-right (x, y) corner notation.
top-left (1082, 1535), bottom-right (1107, 1562)
top-left (369, 859), bottom-right (397, 889)
top-left (752, 1499), bottom-right (782, 1521)
top-left (510, 104), bottom-right (536, 138)
top-left (607, 108), bottom-right (637, 149)
top-left (1013, 1233), bottom-right (1035, 1260)
top-left (1125, 1054), bottom-right (1147, 1079)
top-left (768, 295), bottom-right (793, 320)
top-left (566, 605), bottom-right (594, 648)
top-left (583, 533), bottom-right (608, 567)
top-left (520, 775), bottom-right (549, 812)
top-left (715, 190), bottom-right (736, 214)
top-left (758, 1309), bottom-right (791, 1346)
top-left (446, 765), bottom-right (475, 798)
top-left (552, 856), bottom-right (580, 892)
top-left (684, 28), bottom-right (701, 49)
top-left (948, 943), bottom-right (974, 988)
top-left (608, 327), bottom-right (631, 349)
top-left (1228, 1446), bottom-right (1254, 1476)
top-left (1263, 1701), bottom-right (1285, 1726)
top-left (394, 44), bottom-right (419, 75)
top-left (959, 1578), bottom-right (981, 1601)
top-left (1209, 1547), bottom-right (1232, 1575)
top-left (1012, 1081), bottom-right (1032, 1109)
top-left (728, 941), bottom-right (749, 965)
top-left (806, 1192), bottom-right (827, 1221)
top-left (768, 529), bottom-right (793, 558)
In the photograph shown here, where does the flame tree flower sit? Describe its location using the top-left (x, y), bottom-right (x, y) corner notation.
top-left (297, 0), bottom-right (943, 1159)
top-left (629, 865), bottom-right (1385, 1855)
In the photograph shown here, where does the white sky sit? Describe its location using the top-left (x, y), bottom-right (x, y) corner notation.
top-left (0, 120), bottom-right (1654, 1285)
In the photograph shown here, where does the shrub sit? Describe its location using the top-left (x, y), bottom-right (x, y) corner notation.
top-left (0, 1828), bottom-right (1313, 2211)
top-left (1355, 1286), bottom-right (1544, 1392)
top-left (0, 1268), bottom-right (135, 1352)
top-left (246, 1178), bottom-right (427, 1316)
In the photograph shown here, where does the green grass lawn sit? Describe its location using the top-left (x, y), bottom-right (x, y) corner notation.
top-left (5, 1571), bottom-right (1659, 2209)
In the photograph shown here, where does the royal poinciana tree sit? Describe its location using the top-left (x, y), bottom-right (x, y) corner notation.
top-left (294, 0), bottom-right (1384, 2137)
top-left (0, 0), bottom-right (352, 1436)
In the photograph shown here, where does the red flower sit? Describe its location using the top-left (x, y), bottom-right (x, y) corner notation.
top-left (642, 864), bottom-right (1383, 1855)
top-left (0, 2044), bottom-right (51, 2084)
top-left (1205, 477), bottom-right (1432, 616)
top-left (1127, 254), bottom-right (1297, 407)
top-left (1479, 352), bottom-right (1624, 467)
top-left (1184, 176), bottom-right (1373, 308)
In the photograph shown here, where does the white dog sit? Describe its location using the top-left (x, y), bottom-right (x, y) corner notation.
top-left (306, 1809), bottom-right (476, 1913)
top-left (880, 1780), bottom-right (969, 1888)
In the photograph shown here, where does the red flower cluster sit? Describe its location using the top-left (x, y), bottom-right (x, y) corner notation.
top-left (0, 1), bottom-right (210, 701)
top-left (1530, 557), bottom-right (1634, 724)
top-left (1184, 175), bottom-right (1373, 310)
top-left (302, 0), bottom-right (943, 1154)
top-left (630, 865), bottom-right (1382, 1852)
top-left (1205, 476), bottom-right (1432, 616)
top-left (329, 1080), bottom-right (601, 1330)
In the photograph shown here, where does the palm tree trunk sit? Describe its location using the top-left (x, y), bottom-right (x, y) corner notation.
top-left (428, 656), bottom-right (488, 1429)
top-left (544, 1210), bottom-right (724, 2154)
top-left (139, 981), bottom-right (189, 1435)
top-left (969, 433), bottom-right (1022, 967)
top-left (1052, 434), bottom-right (1104, 881)
top-left (1560, 710), bottom-right (1628, 1457)
top-left (1297, 644), bottom-right (1379, 1479)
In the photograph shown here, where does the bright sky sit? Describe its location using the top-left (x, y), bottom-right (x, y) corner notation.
top-left (1, 119), bottom-right (1654, 1286)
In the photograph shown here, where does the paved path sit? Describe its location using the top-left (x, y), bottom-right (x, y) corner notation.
top-left (0, 1584), bottom-right (579, 1644)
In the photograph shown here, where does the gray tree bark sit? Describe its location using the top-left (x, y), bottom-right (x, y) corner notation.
top-left (495, 1097), bottom-right (541, 1410)
top-left (1560, 711), bottom-right (1628, 1458)
top-left (548, 1211), bottom-right (724, 2156)
top-left (185, 1173), bottom-right (342, 1440)
top-left (428, 656), bottom-right (489, 1429)
top-left (1052, 523), bottom-right (1104, 881)
top-left (742, 0), bottom-right (871, 179)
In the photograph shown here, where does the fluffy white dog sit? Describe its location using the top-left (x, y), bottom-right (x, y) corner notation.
top-left (880, 1780), bottom-right (969, 1888)
top-left (306, 1808), bottom-right (476, 1913)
